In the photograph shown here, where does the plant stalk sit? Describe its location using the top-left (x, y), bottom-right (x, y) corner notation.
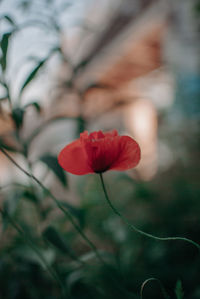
top-left (99, 173), bottom-right (200, 252)
top-left (0, 147), bottom-right (105, 265)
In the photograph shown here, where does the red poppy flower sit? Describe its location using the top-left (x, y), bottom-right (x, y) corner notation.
top-left (58, 130), bottom-right (141, 175)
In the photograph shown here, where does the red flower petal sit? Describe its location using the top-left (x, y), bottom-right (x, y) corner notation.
top-left (109, 136), bottom-right (141, 171)
top-left (83, 135), bottom-right (121, 173)
top-left (58, 130), bottom-right (141, 175)
top-left (58, 139), bottom-right (93, 175)
top-left (103, 129), bottom-right (118, 138)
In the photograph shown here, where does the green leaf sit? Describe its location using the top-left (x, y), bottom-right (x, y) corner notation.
top-left (19, 47), bottom-right (59, 95)
top-left (73, 59), bottom-right (89, 74)
top-left (40, 206), bottom-right (53, 220)
top-left (3, 15), bottom-right (16, 26)
top-left (175, 280), bottom-right (184, 299)
top-left (59, 201), bottom-right (85, 227)
top-left (12, 107), bottom-right (25, 129)
top-left (24, 101), bottom-right (41, 113)
top-left (19, 59), bottom-right (46, 95)
top-left (43, 226), bottom-right (71, 254)
top-left (66, 269), bottom-right (83, 290)
top-left (83, 82), bottom-right (110, 93)
top-left (23, 189), bottom-right (39, 203)
top-left (76, 116), bottom-right (86, 136)
top-left (29, 101), bottom-right (41, 112)
top-left (43, 226), bottom-right (80, 262)
top-left (2, 190), bottom-right (22, 231)
top-left (194, 0), bottom-right (200, 15)
top-left (39, 154), bottom-right (67, 187)
top-left (0, 32), bottom-right (12, 71)
top-left (1, 203), bottom-right (10, 232)
top-left (16, 245), bottom-right (55, 268)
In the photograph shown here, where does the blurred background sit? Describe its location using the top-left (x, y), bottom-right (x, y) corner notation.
top-left (0, 0), bottom-right (200, 298)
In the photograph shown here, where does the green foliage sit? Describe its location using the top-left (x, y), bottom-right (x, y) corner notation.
top-left (39, 154), bottom-right (68, 187)
top-left (19, 47), bottom-right (59, 96)
top-left (0, 31), bottom-right (12, 71)
top-left (76, 116), bottom-right (86, 137)
top-left (175, 280), bottom-right (184, 299)
top-left (140, 278), bottom-right (170, 299)
top-left (0, 15), bottom-right (16, 26)
top-left (194, 0), bottom-right (200, 15)
top-left (43, 226), bottom-right (70, 254)
top-left (19, 59), bottom-right (47, 95)
top-left (43, 226), bottom-right (79, 262)
top-left (12, 107), bottom-right (25, 129)
top-left (59, 200), bottom-right (85, 227)
top-left (24, 101), bottom-right (41, 113)
top-left (73, 59), bottom-right (89, 75)
top-left (1, 115), bottom-right (200, 299)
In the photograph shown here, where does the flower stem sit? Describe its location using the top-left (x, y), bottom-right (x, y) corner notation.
top-left (0, 147), bottom-right (105, 265)
top-left (0, 209), bottom-right (66, 298)
top-left (140, 278), bottom-right (170, 299)
top-left (99, 173), bottom-right (200, 252)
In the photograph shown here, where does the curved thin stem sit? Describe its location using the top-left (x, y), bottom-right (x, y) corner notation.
top-left (99, 173), bottom-right (200, 252)
top-left (0, 147), bottom-right (104, 265)
top-left (0, 209), bottom-right (66, 298)
top-left (52, 199), bottom-right (105, 265)
top-left (140, 278), bottom-right (169, 299)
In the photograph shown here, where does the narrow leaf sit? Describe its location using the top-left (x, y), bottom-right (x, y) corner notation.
top-left (19, 47), bottom-right (59, 95)
top-left (23, 189), bottom-right (38, 203)
top-left (3, 15), bottom-right (16, 26)
top-left (19, 59), bottom-right (46, 95)
top-left (76, 116), bottom-right (85, 136)
top-left (175, 280), bottom-right (184, 299)
top-left (29, 101), bottom-right (41, 112)
top-left (43, 226), bottom-right (80, 262)
top-left (73, 59), bottom-right (89, 74)
top-left (0, 32), bottom-right (12, 71)
top-left (16, 246), bottom-right (55, 268)
top-left (1, 202), bottom-right (10, 231)
top-left (39, 154), bottom-right (67, 187)
top-left (24, 101), bottom-right (41, 113)
top-left (43, 226), bottom-right (70, 254)
top-left (59, 200), bottom-right (85, 227)
top-left (83, 82), bottom-right (110, 93)
top-left (2, 191), bottom-right (22, 231)
top-left (12, 107), bottom-right (25, 129)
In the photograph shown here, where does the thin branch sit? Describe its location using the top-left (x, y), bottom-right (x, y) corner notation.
top-left (99, 173), bottom-right (200, 252)
top-left (0, 147), bottom-right (105, 265)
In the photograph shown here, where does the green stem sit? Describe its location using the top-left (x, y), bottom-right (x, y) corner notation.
top-left (99, 173), bottom-right (200, 252)
top-left (0, 209), bottom-right (66, 298)
top-left (0, 147), bottom-right (104, 265)
top-left (140, 278), bottom-right (170, 299)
